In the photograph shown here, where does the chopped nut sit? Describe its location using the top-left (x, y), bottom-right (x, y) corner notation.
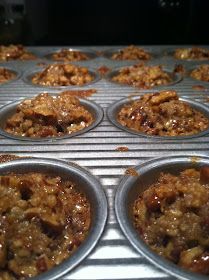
top-left (116, 146), bottom-right (129, 152)
top-left (125, 168), bottom-right (139, 176)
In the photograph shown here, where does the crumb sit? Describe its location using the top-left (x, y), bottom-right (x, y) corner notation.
top-left (96, 51), bottom-right (103, 56)
top-left (125, 167), bottom-right (139, 176)
top-left (116, 146), bottom-right (129, 152)
top-left (0, 154), bottom-right (26, 163)
top-left (192, 85), bottom-right (207, 91)
top-left (190, 156), bottom-right (201, 164)
top-left (98, 66), bottom-right (110, 75)
top-left (174, 64), bottom-right (186, 75)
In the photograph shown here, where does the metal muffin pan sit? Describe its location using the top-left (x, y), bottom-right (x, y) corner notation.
top-left (115, 155), bottom-right (209, 280)
top-left (44, 48), bottom-right (98, 61)
top-left (102, 47), bottom-right (158, 61)
top-left (0, 96), bottom-right (103, 141)
top-left (105, 65), bottom-right (182, 88)
top-left (0, 45), bottom-right (209, 280)
top-left (0, 157), bottom-right (108, 280)
top-left (22, 64), bottom-right (101, 89)
top-left (0, 66), bottom-right (22, 85)
top-left (107, 95), bottom-right (209, 139)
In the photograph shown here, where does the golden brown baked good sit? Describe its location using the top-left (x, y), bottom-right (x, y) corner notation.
top-left (51, 49), bottom-right (89, 62)
top-left (0, 172), bottom-right (90, 279)
top-left (133, 167), bottom-right (209, 275)
top-left (112, 64), bottom-right (172, 89)
top-left (117, 90), bottom-right (209, 136)
top-left (190, 65), bottom-right (209, 82)
top-left (5, 93), bottom-right (94, 138)
top-left (0, 44), bottom-right (36, 61)
top-left (0, 68), bottom-right (16, 84)
top-left (174, 47), bottom-right (209, 60)
top-left (111, 45), bottom-right (151, 60)
top-left (31, 64), bottom-right (94, 86)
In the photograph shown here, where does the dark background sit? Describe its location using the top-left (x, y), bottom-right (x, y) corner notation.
top-left (1, 0), bottom-right (209, 45)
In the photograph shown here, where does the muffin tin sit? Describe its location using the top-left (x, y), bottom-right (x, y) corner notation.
top-left (0, 45), bottom-right (209, 280)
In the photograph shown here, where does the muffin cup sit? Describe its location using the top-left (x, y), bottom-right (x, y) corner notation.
top-left (105, 66), bottom-right (182, 88)
top-left (0, 157), bottom-right (108, 280)
top-left (0, 66), bottom-right (21, 85)
top-left (107, 95), bottom-right (209, 139)
top-left (44, 48), bottom-right (98, 61)
top-left (0, 96), bottom-right (103, 141)
top-left (102, 47), bottom-right (157, 61)
top-left (23, 65), bottom-right (101, 88)
top-left (115, 155), bottom-right (209, 280)
top-left (164, 47), bottom-right (209, 61)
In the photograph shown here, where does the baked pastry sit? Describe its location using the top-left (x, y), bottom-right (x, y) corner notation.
top-left (0, 44), bottom-right (36, 61)
top-left (112, 64), bottom-right (172, 89)
top-left (111, 45), bottom-right (151, 60)
top-left (174, 47), bottom-right (209, 60)
top-left (31, 64), bottom-right (94, 86)
top-left (133, 166), bottom-right (209, 274)
top-left (5, 93), bottom-right (94, 138)
top-left (117, 90), bottom-right (209, 136)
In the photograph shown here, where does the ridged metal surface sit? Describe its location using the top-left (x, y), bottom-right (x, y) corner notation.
top-left (0, 45), bottom-right (209, 280)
